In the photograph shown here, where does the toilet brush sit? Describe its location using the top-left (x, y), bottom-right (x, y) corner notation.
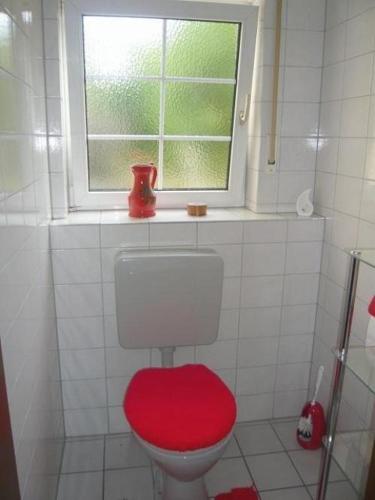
top-left (297, 365), bottom-right (326, 450)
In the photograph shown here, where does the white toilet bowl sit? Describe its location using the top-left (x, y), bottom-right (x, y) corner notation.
top-left (135, 430), bottom-right (233, 500)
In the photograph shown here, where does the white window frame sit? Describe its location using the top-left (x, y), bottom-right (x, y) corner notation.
top-left (62, 0), bottom-right (258, 210)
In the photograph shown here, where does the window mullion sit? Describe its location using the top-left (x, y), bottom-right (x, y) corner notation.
top-left (157, 18), bottom-right (167, 191)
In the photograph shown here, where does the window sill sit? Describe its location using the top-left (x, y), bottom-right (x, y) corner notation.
top-left (50, 208), bottom-right (324, 226)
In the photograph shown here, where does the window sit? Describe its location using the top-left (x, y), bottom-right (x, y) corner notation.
top-left (63, 0), bottom-right (258, 209)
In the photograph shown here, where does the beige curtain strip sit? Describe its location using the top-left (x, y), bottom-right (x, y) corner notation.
top-left (268, 0), bottom-right (282, 165)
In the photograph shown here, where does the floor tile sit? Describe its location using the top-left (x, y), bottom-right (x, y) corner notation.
top-left (104, 467), bottom-right (154, 500)
top-left (260, 486), bottom-right (311, 500)
top-left (223, 436), bottom-right (242, 458)
top-left (289, 449), bottom-right (345, 485)
top-left (62, 439), bottom-right (104, 473)
top-left (235, 423), bottom-right (283, 455)
top-left (105, 434), bottom-right (150, 469)
top-left (246, 452), bottom-right (302, 491)
top-left (308, 480), bottom-right (359, 500)
top-left (271, 420), bottom-right (300, 451)
top-left (57, 472), bottom-right (103, 500)
top-left (205, 457), bottom-right (253, 497)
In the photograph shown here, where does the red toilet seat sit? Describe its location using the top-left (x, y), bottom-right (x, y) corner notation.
top-left (124, 364), bottom-right (236, 452)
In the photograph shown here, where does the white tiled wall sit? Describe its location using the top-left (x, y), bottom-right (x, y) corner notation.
top-left (246, 0), bottom-right (325, 213)
top-left (311, 0), bottom-right (375, 494)
top-left (43, 0), bottom-right (68, 219)
top-left (51, 214), bottom-right (323, 436)
top-left (42, 0), bottom-right (327, 216)
top-left (0, 0), bottom-right (64, 498)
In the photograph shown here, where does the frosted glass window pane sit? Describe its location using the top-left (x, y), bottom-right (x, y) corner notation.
top-left (163, 141), bottom-right (230, 189)
top-left (165, 82), bottom-right (235, 136)
top-left (83, 16), bottom-right (162, 77)
top-left (86, 78), bottom-right (160, 134)
top-left (166, 20), bottom-right (239, 78)
top-left (88, 140), bottom-right (158, 191)
top-left (82, 15), bottom-right (241, 193)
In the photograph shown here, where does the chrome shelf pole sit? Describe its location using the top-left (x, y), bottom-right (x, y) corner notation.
top-left (316, 250), bottom-right (362, 500)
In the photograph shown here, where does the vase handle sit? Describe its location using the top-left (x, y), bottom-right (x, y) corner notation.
top-left (151, 165), bottom-right (158, 189)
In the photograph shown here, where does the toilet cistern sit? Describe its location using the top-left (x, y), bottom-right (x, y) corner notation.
top-left (114, 248), bottom-right (235, 500)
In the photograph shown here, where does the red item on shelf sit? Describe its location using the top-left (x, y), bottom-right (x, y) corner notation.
top-left (297, 401), bottom-right (326, 450)
top-left (124, 364), bottom-right (236, 451)
top-left (215, 486), bottom-right (260, 500)
top-left (369, 296), bottom-right (375, 317)
top-left (128, 163), bottom-right (157, 218)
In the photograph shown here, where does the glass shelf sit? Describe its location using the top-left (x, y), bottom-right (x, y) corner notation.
top-left (334, 346), bottom-right (375, 395)
top-left (346, 249), bottom-right (375, 270)
top-left (332, 430), bottom-right (373, 497)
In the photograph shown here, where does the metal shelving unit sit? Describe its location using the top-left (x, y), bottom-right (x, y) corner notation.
top-left (317, 249), bottom-right (375, 500)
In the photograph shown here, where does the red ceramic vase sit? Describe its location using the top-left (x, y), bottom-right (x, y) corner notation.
top-left (128, 164), bottom-right (157, 218)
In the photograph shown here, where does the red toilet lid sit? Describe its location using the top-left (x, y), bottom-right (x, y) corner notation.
top-left (124, 364), bottom-right (236, 452)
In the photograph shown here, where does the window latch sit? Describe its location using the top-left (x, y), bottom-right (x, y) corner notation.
top-left (239, 93), bottom-right (250, 125)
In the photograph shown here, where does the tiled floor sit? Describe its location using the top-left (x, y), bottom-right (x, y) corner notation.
top-left (57, 419), bottom-right (358, 500)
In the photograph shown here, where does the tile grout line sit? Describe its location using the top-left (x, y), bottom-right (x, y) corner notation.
top-left (268, 418), bottom-right (313, 496)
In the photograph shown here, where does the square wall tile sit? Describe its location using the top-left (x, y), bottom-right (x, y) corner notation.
top-left (237, 394), bottom-right (274, 421)
top-left (206, 244), bottom-right (242, 277)
top-left (285, 242), bottom-right (322, 274)
top-left (60, 349), bottom-right (105, 380)
top-left (150, 222), bottom-right (196, 246)
top-left (285, 30), bottom-right (324, 67)
top-left (236, 365), bottom-right (276, 395)
top-left (275, 363), bottom-right (311, 391)
top-left (283, 67), bottom-right (322, 103)
top-left (52, 249), bottom-right (101, 284)
top-left (107, 376), bottom-right (131, 406)
top-left (222, 277), bottom-right (241, 309)
top-left (218, 309), bottom-right (239, 340)
top-left (241, 276), bottom-right (284, 308)
top-left (281, 304), bottom-right (317, 336)
top-left (238, 337), bottom-right (279, 368)
top-left (242, 243), bottom-right (286, 276)
top-left (55, 284), bottom-right (102, 318)
top-left (108, 406), bottom-right (131, 434)
top-left (196, 340), bottom-right (237, 370)
top-left (239, 306), bottom-right (281, 338)
top-left (287, 219), bottom-right (324, 243)
top-left (58, 317), bottom-right (104, 349)
top-left (197, 222), bottom-right (243, 245)
top-left (281, 103), bottom-right (320, 137)
top-left (286, 0), bottom-right (325, 31)
top-left (283, 274), bottom-right (319, 305)
top-left (64, 408), bottom-right (108, 436)
top-left (100, 224), bottom-right (148, 248)
top-left (278, 334), bottom-right (313, 363)
top-left (243, 221), bottom-right (287, 243)
top-left (62, 379), bottom-right (107, 409)
top-left (105, 347), bottom-right (150, 378)
top-left (102, 283), bottom-right (115, 315)
top-left (279, 138), bottom-right (318, 173)
top-left (50, 225), bottom-right (100, 249)
top-left (273, 390), bottom-right (308, 418)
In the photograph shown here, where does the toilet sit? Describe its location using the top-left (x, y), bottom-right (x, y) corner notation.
top-left (115, 248), bottom-right (236, 500)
